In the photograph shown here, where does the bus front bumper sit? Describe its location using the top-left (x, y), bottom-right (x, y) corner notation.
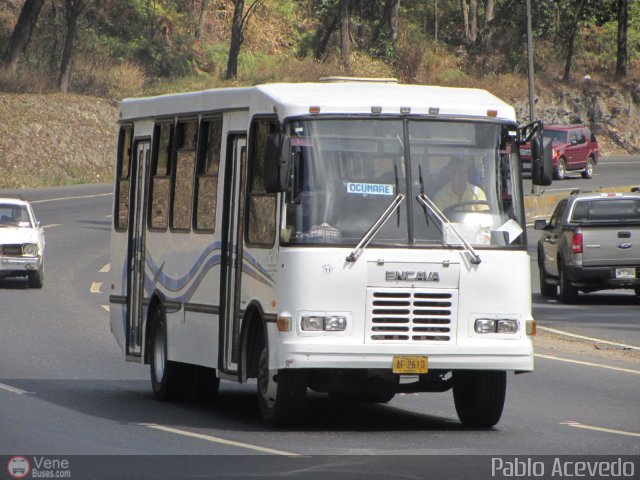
top-left (276, 342), bottom-right (534, 372)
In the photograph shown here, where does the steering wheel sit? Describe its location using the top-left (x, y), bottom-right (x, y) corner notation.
top-left (442, 200), bottom-right (492, 217)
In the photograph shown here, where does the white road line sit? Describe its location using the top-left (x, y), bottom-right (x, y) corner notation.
top-left (0, 382), bottom-right (29, 395)
top-left (538, 325), bottom-right (640, 350)
top-left (561, 421), bottom-right (640, 438)
top-left (535, 353), bottom-right (640, 375)
top-left (90, 282), bottom-right (102, 294)
top-left (99, 263), bottom-right (110, 273)
top-left (43, 224), bottom-right (61, 229)
top-left (139, 423), bottom-right (300, 456)
top-left (30, 193), bottom-right (112, 204)
top-left (101, 305), bottom-right (110, 312)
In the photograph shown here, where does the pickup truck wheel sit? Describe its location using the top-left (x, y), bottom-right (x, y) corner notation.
top-left (581, 157), bottom-right (594, 179)
top-left (453, 370), bottom-right (506, 428)
top-left (558, 264), bottom-right (578, 303)
top-left (538, 253), bottom-right (556, 297)
top-left (554, 158), bottom-right (566, 180)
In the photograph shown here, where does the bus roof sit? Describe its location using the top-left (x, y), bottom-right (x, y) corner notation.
top-left (119, 82), bottom-right (516, 123)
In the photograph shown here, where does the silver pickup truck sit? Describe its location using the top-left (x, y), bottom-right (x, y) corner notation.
top-left (535, 190), bottom-right (640, 302)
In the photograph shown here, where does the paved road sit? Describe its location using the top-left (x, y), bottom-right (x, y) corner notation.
top-left (523, 154), bottom-right (640, 195)
top-left (0, 184), bottom-right (638, 479)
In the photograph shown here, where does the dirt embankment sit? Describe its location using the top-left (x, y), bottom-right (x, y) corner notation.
top-left (0, 93), bottom-right (118, 189)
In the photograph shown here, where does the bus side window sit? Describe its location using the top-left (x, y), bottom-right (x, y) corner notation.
top-left (171, 119), bottom-right (198, 232)
top-left (115, 125), bottom-right (133, 231)
top-left (195, 117), bottom-right (222, 232)
top-left (150, 122), bottom-right (174, 230)
top-left (247, 118), bottom-right (278, 246)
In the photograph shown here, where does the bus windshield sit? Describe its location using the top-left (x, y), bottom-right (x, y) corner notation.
top-left (281, 118), bottom-right (524, 249)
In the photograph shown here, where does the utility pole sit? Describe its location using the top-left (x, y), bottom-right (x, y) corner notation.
top-left (526, 0), bottom-right (538, 195)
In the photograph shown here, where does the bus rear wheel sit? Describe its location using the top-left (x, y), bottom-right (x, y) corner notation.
top-left (453, 370), bottom-right (506, 428)
top-left (257, 348), bottom-right (307, 426)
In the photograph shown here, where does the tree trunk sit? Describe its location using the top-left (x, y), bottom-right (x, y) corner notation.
top-left (615, 0), bottom-right (628, 79)
top-left (481, 0), bottom-right (495, 48)
top-left (314, 14), bottom-right (339, 60)
top-left (226, 0), bottom-right (245, 79)
top-left (58, 0), bottom-right (85, 93)
top-left (461, 0), bottom-right (470, 45)
top-left (340, 0), bottom-right (350, 70)
top-left (468, 0), bottom-right (477, 44)
top-left (195, 0), bottom-right (209, 39)
top-left (389, 0), bottom-right (400, 48)
top-left (2, 0), bottom-right (46, 76)
top-left (563, 0), bottom-right (586, 83)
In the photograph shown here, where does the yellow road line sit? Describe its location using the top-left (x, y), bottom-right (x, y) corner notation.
top-left (99, 263), bottom-right (110, 273)
top-left (101, 305), bottom-right (110, 312)
top-left (538, 326), bottom-right (640, 351)
top-left (535, 353), bottom-right (640, 375)
top-left (0, 382), bottom-right (28, 395)
top-left (561, 421), bottom-right (640, 438)
top-left (90, 282), bottom-right (102, 294)
top-left (139, 423), bottom-right (300, 456)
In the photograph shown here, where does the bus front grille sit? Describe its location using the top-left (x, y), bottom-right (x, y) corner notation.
top-left (366, 288), bottom-right (457, 343)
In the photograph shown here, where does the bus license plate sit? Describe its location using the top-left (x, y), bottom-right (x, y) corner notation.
top-left (392, 356), bottom-right (428, 374)
top-left (615, 267), bottom-right (636, 279)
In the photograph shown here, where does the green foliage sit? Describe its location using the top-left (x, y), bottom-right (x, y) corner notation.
top-left (2, 0), bottom-right (640, 97)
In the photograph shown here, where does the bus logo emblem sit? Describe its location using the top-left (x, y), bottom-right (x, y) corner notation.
top-left (385, 271), bottom-right (440, 282)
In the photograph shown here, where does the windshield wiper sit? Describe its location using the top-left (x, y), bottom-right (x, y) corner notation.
top-left (346, 193), bottom-right (406, 263)
top-left (416, 193), bottom-right (481, 265)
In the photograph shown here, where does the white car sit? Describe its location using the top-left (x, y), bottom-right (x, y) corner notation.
top-left (0, 198), bottom-right (45, 288)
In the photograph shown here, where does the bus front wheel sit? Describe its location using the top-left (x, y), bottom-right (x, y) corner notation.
top-left (149, 306), bottom-right (193, 401)
top-left (453, 370), bottom-right (506, 428)
top-left (257, 348), bottom-right (307, 426)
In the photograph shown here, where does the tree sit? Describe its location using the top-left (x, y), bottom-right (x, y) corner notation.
top-left (226, 0), bottom-right (265, 79)
top-left (615, 0), bottom-right (628, 79)
top-left (58, 0), bottom-right (89, 92)
top-left (2, 0), bottom-right (46, 76)
top-left (340, 0), bottom-right (350, 70)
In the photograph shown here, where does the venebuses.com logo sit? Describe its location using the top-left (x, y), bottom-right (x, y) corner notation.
top-left (7, 456), bottom-right (30, 479)
top-left (6, 456), bottom-right (71, 479)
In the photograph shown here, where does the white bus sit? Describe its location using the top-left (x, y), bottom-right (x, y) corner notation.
top-left (109, 79), bottom-right (551, 427)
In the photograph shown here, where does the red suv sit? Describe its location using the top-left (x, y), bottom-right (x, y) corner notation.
top-left (520, 125), bottom-right (599, 180)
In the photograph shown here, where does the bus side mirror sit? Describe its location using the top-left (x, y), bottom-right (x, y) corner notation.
top-left (265, 133), bottom-right (291, 193)
top-left (532, 135), bottom-right (553, 186)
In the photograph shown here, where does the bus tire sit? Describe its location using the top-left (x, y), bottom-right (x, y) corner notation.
top-left (149, 306), bottom-right (193, 401)
top-left (257, 348), bottom-right (307, 427)
top-left (453, 370), bottom-right (506, 428)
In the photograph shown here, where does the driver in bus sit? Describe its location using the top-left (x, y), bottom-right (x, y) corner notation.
top-left (433, 157), bottom-right (487, 213)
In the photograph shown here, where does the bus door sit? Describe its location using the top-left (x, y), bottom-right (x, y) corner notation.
top-left (220, 135), bottom-right (247, 374)
top-left (126, 140), bottom-right (151, 359)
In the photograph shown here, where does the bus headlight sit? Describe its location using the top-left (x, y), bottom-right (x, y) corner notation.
top-left (474, 318), bottom-right (519, 334)
top-left (325, 316), bottom-right (347, 331)
top-left (301, 315), bottom-right (347, 332)
top-left (22, 243), bottom-right (38, 256)
top-left (301, 316), bottom-right (325, 331)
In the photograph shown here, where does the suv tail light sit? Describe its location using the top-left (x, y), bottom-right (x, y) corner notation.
top-left (571, 231), bottom-right (583, 254)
